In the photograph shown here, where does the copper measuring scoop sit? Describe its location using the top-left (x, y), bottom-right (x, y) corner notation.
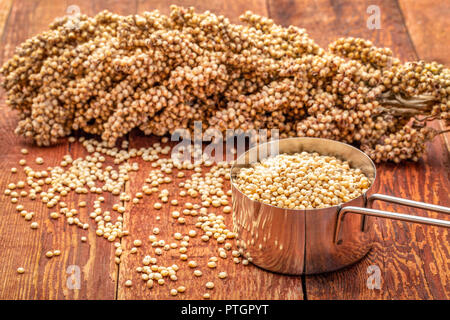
top-left (230, 137), bottom-right (450, 275)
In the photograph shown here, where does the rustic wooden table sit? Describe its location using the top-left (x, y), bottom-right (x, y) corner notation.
top-left (0, 0), bottom-right (448, 300)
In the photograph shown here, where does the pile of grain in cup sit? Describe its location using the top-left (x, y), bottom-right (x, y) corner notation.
top-left (3, 136), bottom-right (242, 299)
top-left (234, 151), bottom-right (372, 209)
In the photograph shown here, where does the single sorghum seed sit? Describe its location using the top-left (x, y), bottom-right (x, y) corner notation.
top-left (154, 203), bottom-right (162, 210)
top-left (194, 270), bottom-right (203, 277)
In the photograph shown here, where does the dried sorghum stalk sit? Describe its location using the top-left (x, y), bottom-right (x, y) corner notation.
top-left (1, 6), bottom-right (449, 162)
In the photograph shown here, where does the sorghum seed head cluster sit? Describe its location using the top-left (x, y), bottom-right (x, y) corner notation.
top-left (234, 152), bottom-right (371, 209)
top-left (1, 6), bottom-right (448, 163)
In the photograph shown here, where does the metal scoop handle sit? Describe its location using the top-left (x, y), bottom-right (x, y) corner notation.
top-left (334, 193), bottom-right (450, 244)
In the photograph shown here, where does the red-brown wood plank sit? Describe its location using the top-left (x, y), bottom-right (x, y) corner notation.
top-left (267, 0), bottom-right (449, 299)
top-left (0, 0), bottom-right (448, 300)
top-left (398, 0), bottom-right (450, 66)
top-left (0, 0), bottom-right (135, 300)
top-left (398, 0), bottom-right (450, 152)
top-left (117, 0), bottom-right (304, 300)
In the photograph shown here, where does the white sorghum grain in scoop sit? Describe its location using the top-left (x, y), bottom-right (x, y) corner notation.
top-left (234, 152), bottom-right (371, 209)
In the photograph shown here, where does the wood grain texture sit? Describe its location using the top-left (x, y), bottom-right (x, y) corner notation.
top-left (0, 0), bottom-right (12, 39)
top-left (268, 0), bottom-right (449, 300)
top-left (398, 0), bottom-right (450, 156)
top-left (0, 0), bottom-right (69, 300)
top-left (117, 0), bottom-right (304, 300)
top-left (398, 0), bottom-right (450, 65)
top-left (0, 0), bottom-right (131, 300)
top-left (0, 0), bottom-right (448, 300)
top-left (117, 135), bottom-right (304, 300)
